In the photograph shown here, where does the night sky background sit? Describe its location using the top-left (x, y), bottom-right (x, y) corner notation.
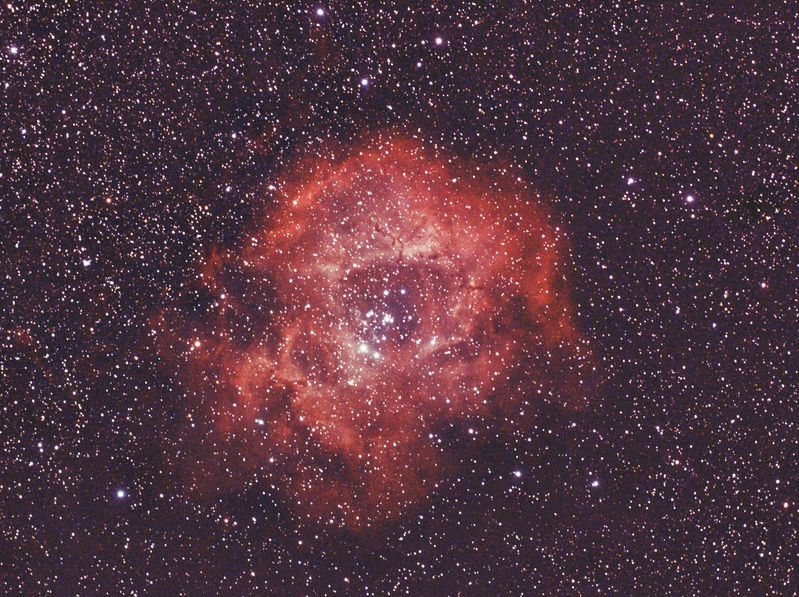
top-left (2, 2), bottom-right (798, 595)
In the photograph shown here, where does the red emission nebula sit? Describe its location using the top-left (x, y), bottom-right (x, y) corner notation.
top-left (165, 135), bottom-right (594, 530)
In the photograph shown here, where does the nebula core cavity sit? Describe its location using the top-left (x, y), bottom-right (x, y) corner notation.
top-left (175, 136), bottom-right (593, 529)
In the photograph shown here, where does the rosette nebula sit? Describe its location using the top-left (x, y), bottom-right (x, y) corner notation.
top-left (167, 136), bottom-right (594, 529)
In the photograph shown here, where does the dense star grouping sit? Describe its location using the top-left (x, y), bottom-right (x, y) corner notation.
top-left (2, 2), bottom-right (797, 595)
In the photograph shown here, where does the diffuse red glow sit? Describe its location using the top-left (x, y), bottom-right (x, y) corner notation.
top-left (168, 135), bottom-right (593, 529)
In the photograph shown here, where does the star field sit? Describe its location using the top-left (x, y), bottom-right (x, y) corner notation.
top-left (2, 2), bottom-right (797, 595)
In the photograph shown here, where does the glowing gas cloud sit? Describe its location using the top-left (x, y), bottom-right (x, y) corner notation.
top-left (163, 135), bottom-right (594, 529)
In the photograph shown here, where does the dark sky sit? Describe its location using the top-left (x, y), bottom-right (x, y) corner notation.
top-left (2, 2), bottom-right (797, 595)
